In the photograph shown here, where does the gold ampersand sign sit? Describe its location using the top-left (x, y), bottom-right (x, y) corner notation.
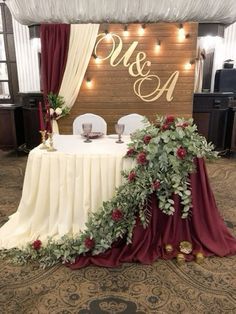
top-left (94, 33), bottom-right (179, 102)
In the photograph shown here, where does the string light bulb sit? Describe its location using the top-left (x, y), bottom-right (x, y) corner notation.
top-left (184, 62), bottom-right (192, 70)
top-left (139, 24), bottom-right (146, 35)
top-left (123, 24), bottom-right (129, 37)
top-left (184, 60), bottom-right (194, 70)
top-left (92, 53), bottom-right (100, 64)
top-left (86, 78), bottom-right (92, 88)
top-left (155, 40), bottom-right (161, 51)
top-left (104, 29), bottom-right (112, 40)
top-left (178, 23), bottom-right (185, 41)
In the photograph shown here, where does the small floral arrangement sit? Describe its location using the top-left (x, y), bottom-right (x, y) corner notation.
top-left (0, 115), bottom-right (218, 267)
top-left (47, 92), bottom-right (70, 119)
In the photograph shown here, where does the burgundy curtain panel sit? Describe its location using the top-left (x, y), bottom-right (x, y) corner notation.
top-left (40, 24), bottom-right (70, 97)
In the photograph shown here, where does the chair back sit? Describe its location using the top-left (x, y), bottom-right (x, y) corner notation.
top-left (73, 113), bottom-right (107, 135)
top-left (118, 113), bottom-right (145, 135)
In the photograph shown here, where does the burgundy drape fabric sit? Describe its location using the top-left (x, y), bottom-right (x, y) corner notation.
top-left (68, 158), bottom-right (236, 269)
top-left (40, 24), bottom-right (70, 97)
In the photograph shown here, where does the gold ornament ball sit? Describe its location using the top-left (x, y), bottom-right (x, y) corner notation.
top-left (176, 253), bottom-right (185, 265)
top-left (165, 244), bottom-right (174, 253)
top-left (179, 241), bottom-right (193, 254)
top-left (195, 252), bottom-right (204, 264)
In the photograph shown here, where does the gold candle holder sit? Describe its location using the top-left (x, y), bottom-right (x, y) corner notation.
top-left (176, 253), bottom-right (185, 266)
top-left (47, 133), bottom-right (57, 152)
top-left (165, 244), bottom-right (174, 254)
top-left (195, 252), bottom-right (204, 264)
top-left (39, 130), bottom-right (48, 149)
top-left (179, 241), bottom-right (193, 254)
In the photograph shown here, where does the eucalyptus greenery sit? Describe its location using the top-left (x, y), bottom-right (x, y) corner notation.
top-left (0, 115), bottom-right (218, 268)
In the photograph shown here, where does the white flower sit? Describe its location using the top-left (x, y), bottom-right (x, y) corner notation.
top-left (49, 108), bottom-right (54, 115)
top-left (55, 107), bottom-right (63, 116)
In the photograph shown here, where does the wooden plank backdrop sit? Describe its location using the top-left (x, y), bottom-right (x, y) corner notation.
top-left (59, 23), bottom-right (198, 134)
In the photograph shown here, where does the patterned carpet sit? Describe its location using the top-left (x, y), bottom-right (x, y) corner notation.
top-left (0, 150), bottom-right (236, 314)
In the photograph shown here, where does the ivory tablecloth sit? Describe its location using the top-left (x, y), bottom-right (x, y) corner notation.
top-left (0, 134), bottom-right (133, 248)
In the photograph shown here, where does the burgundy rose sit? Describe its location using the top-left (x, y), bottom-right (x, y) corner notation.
top-left (112, 208), bottom-right (123, 222)
top-left (143, 135), bottom-right (152, 145)
top-left (137, 152), bottom-right (148, 165)
top-left (126, 147), bottom-right (135, 157)
top-left (84, 237), bottom-right (95, 250)
top-left (128, 171), bottom-right (136, 182)
top-left (182, 122), bottom-right (189, 128)
top-left (165, 115), bottom-right (175, 124)
top-left (177, 122), bottom-right (189, 128)
top-left (177, 147), bottom-right (187, 159)
top-left (152, 180), bottom-right (161, 190)
top-left (161, 124), bottom-right (169, 131)
top-left (32, 239), bottom-right (42, 251)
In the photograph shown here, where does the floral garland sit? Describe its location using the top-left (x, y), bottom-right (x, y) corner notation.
top-left (0, 116), bottom-right (218, 267)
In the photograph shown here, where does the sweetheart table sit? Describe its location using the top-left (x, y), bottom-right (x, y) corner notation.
top-left (0, 134), bottom-right (134, 249)
top-left (0, 131), bottom-right (236, 269)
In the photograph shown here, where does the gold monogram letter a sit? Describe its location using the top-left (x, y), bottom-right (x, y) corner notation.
top-left (134, 71), bottom-right (180, 102)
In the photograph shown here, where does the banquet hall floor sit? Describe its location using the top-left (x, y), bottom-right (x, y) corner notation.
top-left (0, 150), bottom-right (236, 314)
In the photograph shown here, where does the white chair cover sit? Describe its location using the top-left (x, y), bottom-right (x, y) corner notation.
top-left (73, 113), bottom-right (107, 135)
top-left (118, 113), bottom-right (145, 135)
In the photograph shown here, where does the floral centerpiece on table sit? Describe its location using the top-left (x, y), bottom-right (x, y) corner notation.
top-left (47, 92), bottom-right (69, 120)
top-left (0, 115), bottom-right (218, 267)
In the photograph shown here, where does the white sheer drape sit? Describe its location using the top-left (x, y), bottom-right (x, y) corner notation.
top-left (202, 22), bottom-right (236, 92)
top-left (12, 18), bottom-right (40, 92)
top-left (197, 36), bottom-right (225, 92)
top-left (6, 0), bottom-right (236, 25)
top-left (59, 24), bottom-right (99, 110)
top-left (194, 46), bottom-right (205, 93)
top-left (224, 23), bottom-right (236, 62)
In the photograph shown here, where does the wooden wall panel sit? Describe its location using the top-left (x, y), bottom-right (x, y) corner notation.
top-left (59, 23), bottom-right (198, 134)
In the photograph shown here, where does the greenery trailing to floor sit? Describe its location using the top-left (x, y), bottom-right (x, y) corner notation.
top-left (0, 115), bottom-right (218, 267)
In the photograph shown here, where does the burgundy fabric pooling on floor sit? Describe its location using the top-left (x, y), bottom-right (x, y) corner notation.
top-left (68, 158), bottom-right (236, 269)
